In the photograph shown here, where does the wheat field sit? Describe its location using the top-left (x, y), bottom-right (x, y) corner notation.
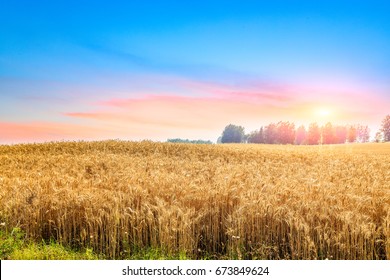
top-left (0, 141), bottom-right (389, 259)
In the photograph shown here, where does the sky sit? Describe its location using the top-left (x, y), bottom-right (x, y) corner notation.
top-left (1, 0), bottom-right (389, 143)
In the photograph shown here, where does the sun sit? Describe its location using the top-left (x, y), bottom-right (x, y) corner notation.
top-left (318, 108), bottom-right (331, 117)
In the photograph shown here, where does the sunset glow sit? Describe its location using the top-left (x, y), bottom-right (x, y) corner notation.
top-left (1, 1), bottom-right (389, 143)
top-left (317, 109), bottom-right (331, 117)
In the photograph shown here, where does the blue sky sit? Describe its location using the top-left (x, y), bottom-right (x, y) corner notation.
top-left (1, 0), bottom-right (389, 142)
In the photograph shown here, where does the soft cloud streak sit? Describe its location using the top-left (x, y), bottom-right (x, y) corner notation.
top-left (0, 122), bottom-right (107, 143)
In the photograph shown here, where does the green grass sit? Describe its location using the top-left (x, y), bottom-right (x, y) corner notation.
top-left (9, 243), bottom-right (99, 260)
top-left (0, 228), bottom-right (261, 260)
top-left (0, 227), bottom-right (99, 260)
top-left (0, 227), bottom-right (191, 260)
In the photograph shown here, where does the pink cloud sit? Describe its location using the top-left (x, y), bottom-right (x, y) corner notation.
top-left (93, 74), bottom-right (296, 103)
top-left (0, 121), bottom-right (108, 144)
top-left (163, 76), bottom-right (296, 102)
top-left (70, 95), bottom-right (278, 128)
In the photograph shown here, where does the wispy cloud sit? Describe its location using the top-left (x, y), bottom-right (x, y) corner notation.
top-left (65, 76), bottom-right (299, 130)
top-left (0, 121), bottom-right (107, 143)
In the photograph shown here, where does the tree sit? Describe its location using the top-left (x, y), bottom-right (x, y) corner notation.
top-left (307, 123), bottom-right (321, 145)
top-left (295, 125), bottom-right (307, 145)
top-left (167, 138), bottom-right (212, 144)
top-left (375, 131), bottom-right (383, 143)
top-left (259, 127), bottom-right (265, 144)
top-left (221, 124), bottom-right (245, 143)
top-left (247, 127), bottom-right (265, 144)
top-left (356, 125), bottom-right (370, 143)
top-left (381, 115), bottom-right (390, 142)
top-left (276, 121), bottom-right (295, 144)
top-left (321, 122), bottom-right (335, 144)
top-left (258, 127), bottom-right (265, 143)
top-left (334, 125), bottom-right (348, 144)
top-left (347, 125), bottom-right (357, 143)
top-left (264, 123), bottom-right (278, 144)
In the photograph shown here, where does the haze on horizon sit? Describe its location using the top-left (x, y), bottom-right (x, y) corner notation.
top-left (1, 0), bottom-right (389, 144)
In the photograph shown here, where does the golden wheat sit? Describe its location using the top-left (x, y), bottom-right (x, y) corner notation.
top-left (0, 141), bottom-right (389, 259)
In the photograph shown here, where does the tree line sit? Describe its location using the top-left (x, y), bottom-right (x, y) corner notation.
top-left (218, 115), bottom-right (390, 144)
top-left (167, 138), bottom-right (213, 144)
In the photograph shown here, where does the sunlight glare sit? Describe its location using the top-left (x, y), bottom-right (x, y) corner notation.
top-left (317, 108), bottom-right (331, 117)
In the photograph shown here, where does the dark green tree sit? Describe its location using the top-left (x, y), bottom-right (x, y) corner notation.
top-left (221, 124), bottom-right (245, 143)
